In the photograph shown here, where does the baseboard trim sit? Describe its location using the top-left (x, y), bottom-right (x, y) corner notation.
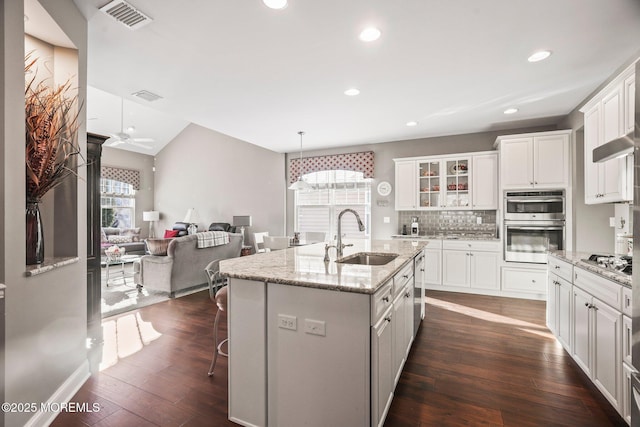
top-left (24, 360), bottom-right (90, 427)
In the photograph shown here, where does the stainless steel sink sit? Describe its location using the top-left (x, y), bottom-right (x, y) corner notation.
top-left (336, 252), bottom-right (399, 266)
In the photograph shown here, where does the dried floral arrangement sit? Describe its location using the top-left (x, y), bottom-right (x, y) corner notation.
top-left (25, 54), bottom-right (83, 201)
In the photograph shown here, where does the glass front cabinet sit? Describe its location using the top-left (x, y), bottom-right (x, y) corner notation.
top-left (395, 152), bottom-right (497, 211)
top-left (417, 157), bottom-right (470, 210)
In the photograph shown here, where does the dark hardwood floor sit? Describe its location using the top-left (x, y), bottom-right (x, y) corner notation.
top-left (53, 290), bottom-right (627, 426)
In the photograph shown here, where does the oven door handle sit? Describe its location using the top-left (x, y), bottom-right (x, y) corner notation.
top-left (505, 198), bottom-right (564, 203)
top-left (506, 226), bottom-right (564, 231)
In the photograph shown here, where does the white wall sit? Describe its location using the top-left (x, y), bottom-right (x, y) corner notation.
top-left (101, 146), bottom-right (155, 238)
top-left (2, 1), bottom-right (88, 426)
top-left (154, 124), bottom-right (285, 248)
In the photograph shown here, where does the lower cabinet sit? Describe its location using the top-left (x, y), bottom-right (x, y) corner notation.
top-left (371, 306), bottom-right (393, 427)
top-left (423, 240), bottom-right (442, 287)
top-left (548, 256), bottom-right (629, 422)
top-left (547, 272), bottom-right (572, 351)
top-left (501, 266), bottom-right (547, 295)
top-left (441, 240), bottom-right (500, 290)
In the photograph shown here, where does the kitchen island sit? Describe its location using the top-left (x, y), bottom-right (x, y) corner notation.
top-left (219, 239), bottom-right (428, 427)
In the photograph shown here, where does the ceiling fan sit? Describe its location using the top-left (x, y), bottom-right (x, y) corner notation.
top-left (105, 97), bottom-right (154, 149)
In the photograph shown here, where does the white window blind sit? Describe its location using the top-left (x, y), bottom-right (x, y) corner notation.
top-left (295, 170), bottom-right (371, 240)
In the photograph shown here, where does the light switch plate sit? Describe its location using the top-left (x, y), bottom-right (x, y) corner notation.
top-left (383, 216), bottom-right (390, 224)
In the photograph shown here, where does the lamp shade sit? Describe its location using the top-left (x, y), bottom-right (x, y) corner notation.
top-left (183, 208), bottom-right (199, 223)
top-left (143, 211), bottom-right (159, 222)
top-left (233, 215), bottom-right (252, 227)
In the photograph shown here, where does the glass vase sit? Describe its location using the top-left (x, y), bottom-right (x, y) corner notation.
top-left (26, 199), bottom-right (44, 265)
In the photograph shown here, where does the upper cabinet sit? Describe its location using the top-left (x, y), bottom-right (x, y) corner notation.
top-left (580, 62), bottom-right (635, 204)
top-left (394, 151), bottom-right (497, 211)
top-left (495, 130), bottom-right (571, 190)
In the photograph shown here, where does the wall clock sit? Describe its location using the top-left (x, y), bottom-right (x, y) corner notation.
top-left (377, 181), bottom-right (392, 196)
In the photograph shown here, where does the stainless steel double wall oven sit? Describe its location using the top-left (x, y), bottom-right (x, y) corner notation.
top-left (503, 190), bottom-right (566, 264)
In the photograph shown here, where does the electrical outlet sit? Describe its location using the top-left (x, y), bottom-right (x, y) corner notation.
top-left (609, 217), bottom-right (616, 227)
top-left (476, 217), bottom-right (482, 224)
top-left (304, 319), bottom-right (326, 336)
top-left (383, 216), bottom-right (390, 224)
top-left (278, 314), bottom-right (297, 331)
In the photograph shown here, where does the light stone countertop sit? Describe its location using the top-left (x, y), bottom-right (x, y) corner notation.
top-left (220, 239), bottom-right (430, 294)
top-left (549, 250), bottom-right (631, 288)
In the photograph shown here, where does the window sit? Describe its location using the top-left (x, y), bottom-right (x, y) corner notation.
top-left (295, 170), bottom-right (371, 240)
top-left (100, 178), bottom-right (135, 228)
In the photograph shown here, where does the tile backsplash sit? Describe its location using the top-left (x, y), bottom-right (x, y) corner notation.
top-left (398, 210), bottom-right (497, 236)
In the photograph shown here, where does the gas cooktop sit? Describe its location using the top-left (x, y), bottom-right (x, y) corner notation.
top-left (581, 254), bottom-right (632, 275)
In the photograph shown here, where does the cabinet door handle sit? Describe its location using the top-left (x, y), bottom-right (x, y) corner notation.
top-left (585, 302), bottom-right (590, 307)
top-left (420, 268), bottom-right (425, 272)
top-left (384, 317), bottom-right (392, 323)
top-left (554, 265), bottom-right (560, 269)
top-left (382, 296), bottom-right (389, 302)
top-left (402, 274), bottom-right (409, 279)
top-left (532, 279), bottom-right (536, 283)
top-left (404, 292), bottom-right (411, 298)
top-left (534, 181), bottom-right (538, 185)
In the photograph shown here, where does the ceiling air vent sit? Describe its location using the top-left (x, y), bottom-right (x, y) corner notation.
top-left (131, 90), bottom-right (163, 102)
top-left (99, 0), bottom-right (152, 30)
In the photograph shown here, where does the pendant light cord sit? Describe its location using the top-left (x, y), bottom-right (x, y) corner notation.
top-left (298, 131), bottom-right (305, 179)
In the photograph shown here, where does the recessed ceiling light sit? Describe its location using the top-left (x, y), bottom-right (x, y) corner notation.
top-left (504, 108), bottom-right (519, 115)
top-left (263, 0), bottom-right (287, 9)
top-left (406, 121), bottom-right (418, 127)
top-left (359, 27), bottom-right (382, 42)
top-left (344, 88), bottom-right (360, 96)
top-left (527, 50), bottom-right (552, 63)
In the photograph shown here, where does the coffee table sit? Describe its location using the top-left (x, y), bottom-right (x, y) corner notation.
top-left (101, 254), bottom-right (141, 286)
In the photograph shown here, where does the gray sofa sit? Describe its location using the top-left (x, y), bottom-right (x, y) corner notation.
top-left (133, 232), bottom-right (243, 297)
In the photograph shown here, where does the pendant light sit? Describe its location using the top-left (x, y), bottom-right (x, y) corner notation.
top-left (289, 131), bottom-right (312, 191)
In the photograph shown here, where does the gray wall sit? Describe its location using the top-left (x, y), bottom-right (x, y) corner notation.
top-left (285, 126), bottom-right (556, 239)
top-left (154, 124), bottom-right (285, 249)
top-left (102, 146), bottom-right (155, 238)
top-left (2, 1), bottom-right (88, 426)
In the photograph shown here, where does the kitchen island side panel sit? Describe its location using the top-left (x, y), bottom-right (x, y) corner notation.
top-left (228, 278), bottom-right (267, 427)
top-left (267, 283), bottom-right (371, 427)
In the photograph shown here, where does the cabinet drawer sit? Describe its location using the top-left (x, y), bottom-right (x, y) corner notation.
top-left (622, 286), bottom-right (632, 317)
top-left (574, 267), bottom-right (622, 311)
top-left (393, 262), bottom-right (413, 297)
top-left (442, 240), bottom-right (500, 252)
top-left (548, 255), bottom-right (573, 283)
top-left (502, 267), bottom-right (547, 293)
top-left (372, 281), bottom-right (393, 325)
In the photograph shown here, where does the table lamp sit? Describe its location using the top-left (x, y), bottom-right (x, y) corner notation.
top-left (233, 215), bottom-right (252, 246)
top-left (143, 211), bottom-right (160, 238)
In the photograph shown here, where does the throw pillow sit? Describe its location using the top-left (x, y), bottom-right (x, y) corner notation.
top-left (100, 228), bottom-right (108, 243)
top-left (121, 227), bottom-right (142, 242)
top-left (146, 238), bottom-right (171, 256)
top-left (164, 229), bottom-right (179, 238)
top-left (107, 235), bottom-right (133, 244)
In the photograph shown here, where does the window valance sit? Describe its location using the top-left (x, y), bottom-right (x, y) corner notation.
top-left (289, 151), bottom-right (374, 184)
top-left (101, 166), bottom-right (140, 190)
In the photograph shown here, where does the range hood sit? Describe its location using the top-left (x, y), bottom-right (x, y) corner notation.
top-left (593, 131), bottom-right (635, 163)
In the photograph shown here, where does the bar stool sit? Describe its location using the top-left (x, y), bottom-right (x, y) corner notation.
top-left (205, 259), bottom-right (228, 376)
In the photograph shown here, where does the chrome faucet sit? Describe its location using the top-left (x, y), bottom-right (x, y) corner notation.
top-left (336, 208), bottom-right (366, 258)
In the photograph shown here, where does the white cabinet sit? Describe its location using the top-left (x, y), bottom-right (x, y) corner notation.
top-left (371, 306), bottom-right (393, 427)
top-left (395, 160), bottom-right (417, 210)
top-left (581, 62), bottom-right (635, 204)
top-left (547, 272), bottom-right (572, 351)
top-left (472, 153), bottom-right (498, 209)
top-left (501, 266), bottom-right (547, 295)
top-left (442, 240), bottom-right (500, 290)
top-left (393, 151), bottom-right (497, 211)
top-left (423, 240), bottom-right (442, 287)
top-left (496, 130), bottom-right (571, 190)
top-left (572, 268), bottom-right (622, 412)
top-left (623, 362), bottom-right (636, 425)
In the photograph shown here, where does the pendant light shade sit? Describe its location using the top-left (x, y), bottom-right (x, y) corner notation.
top-left (289, 131), bottom-right (311, 191)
